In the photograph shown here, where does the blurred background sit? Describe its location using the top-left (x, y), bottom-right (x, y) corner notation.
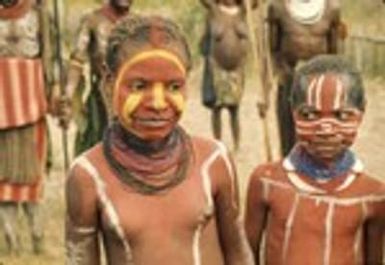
top-left (0, 1), bottom-right (384, 264)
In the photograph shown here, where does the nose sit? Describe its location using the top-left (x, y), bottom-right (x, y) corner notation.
top-left (316, 119), bottom-right (337, 136)
top-left (151, 82), bottom-right (167, 110)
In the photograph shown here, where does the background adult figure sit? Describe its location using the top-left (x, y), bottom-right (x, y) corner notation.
top-left (200, 0), bottom-right (257, 151)
top-left (66, 15), bottom-right (253, 265)
top-left (267, 0), bottom-right (343, 156)
top-left (65, 0), bottom-right (132, 155)
top-left (245, 55), bottom-right (385, 265)
top-left (0, 0), bottom-right (54, 254)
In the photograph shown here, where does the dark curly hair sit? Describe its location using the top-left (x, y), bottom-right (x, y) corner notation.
top-left (290, 55), bottom-right (366, 111)
top-left (105, 14), bottom-right (192, 74)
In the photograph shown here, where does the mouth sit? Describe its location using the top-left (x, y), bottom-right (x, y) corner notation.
top-left (132, 117), bottom-right (173, 128)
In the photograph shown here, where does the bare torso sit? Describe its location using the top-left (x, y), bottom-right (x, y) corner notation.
top-left (66, 137), bottom-right (251, 265)
top-left (270, 0), bottom-right (339, 67)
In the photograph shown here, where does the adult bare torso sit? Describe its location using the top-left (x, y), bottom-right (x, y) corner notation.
top-left (271, 0), bottom-right (339, 65)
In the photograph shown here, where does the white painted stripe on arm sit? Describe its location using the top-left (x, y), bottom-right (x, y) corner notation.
top-left (215, 141), bottom-right (237, 209)
top-left (75, 157), bottom-right (133, 263)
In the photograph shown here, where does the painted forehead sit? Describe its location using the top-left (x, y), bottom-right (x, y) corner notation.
top-left (303, 73), bottom-right (352, 111)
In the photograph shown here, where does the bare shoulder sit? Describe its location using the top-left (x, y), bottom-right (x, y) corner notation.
top-left (249, 161), bottom-right (286, 184)
top-left (357, 173), bottom-right (385, 194)
top-left (327, 0), bottom-right (341, 11)
top-left (67, 144), bottom-right (104, 190)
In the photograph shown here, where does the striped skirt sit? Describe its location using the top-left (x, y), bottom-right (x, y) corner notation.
top-left (0, 119), bottom-right (47, 202)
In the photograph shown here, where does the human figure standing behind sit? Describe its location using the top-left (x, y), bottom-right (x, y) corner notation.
top-left (245, 55), bottom-right (385, 265)
top-left (66, 15), bottom-right (253, 265)
top-left (267, 0), bottom-right (344, 156)
top-left (64, 0), bottom-right (132, 155)
top-left (0, 0), bottom-right (55, 254)
top-left (199, 0), bottom-right (257, 151)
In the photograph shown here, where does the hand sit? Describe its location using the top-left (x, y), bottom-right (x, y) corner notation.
top-left (50, 95), bottom-right (72, 129)
top-left (257, 100), bottom-right (269, 118)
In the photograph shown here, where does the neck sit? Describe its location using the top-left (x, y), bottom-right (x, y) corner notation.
top-left (289, 146), bottom-right (355, 180)
top-left (113, 123), bottom-right (177, 155)
top-left (103, 4), bottom-right (128, 22)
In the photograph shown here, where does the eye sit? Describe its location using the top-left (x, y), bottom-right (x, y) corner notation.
top-left (130, 79), bottom-right (148, 92)
top-left (298, 108), bottom-right (319, 120)
top-left (167, 81), bottom-right (184, 92)
top-left (334, 110), bottom-right (355, 121)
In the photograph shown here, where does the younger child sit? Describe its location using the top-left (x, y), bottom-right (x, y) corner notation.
top-left (245, 55), bottom-right (385, 265)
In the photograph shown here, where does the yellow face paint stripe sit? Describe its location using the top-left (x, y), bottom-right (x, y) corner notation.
top-left (152, 83), bottom-right (167, 110)
top-left (169, 92), bottom-right (186, 112)
top-left (121, 92), bottom-right (144, 125)
top-left (113, 49), bottom-right (187, 98)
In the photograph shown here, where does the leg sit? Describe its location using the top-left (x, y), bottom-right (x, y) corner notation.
top-left (212, 107), bottom-right (222, 140)
top-left (0, 202), bottom-right (20, 254)
top-left (229, 106), bottom-right (240, 151)
top-left (23, 202), bottom-right (44, 254)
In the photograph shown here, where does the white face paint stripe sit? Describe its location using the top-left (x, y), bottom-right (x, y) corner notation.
top-left (323, 202), bottom-right (335, 265)
top-left (74, 157), bottom-right (133, 263)
top-left (295, 127), bottom-right (358, 135)
top-left (333, 78), bottom-right (343, 110)
top-left (315, 75), bottom-right (325, 110)
top-left (307, 77), bottom-right (318, 106)
top-left (282, 194), bottom-right (300, 263)
top-left (295, 118), bottom-right (360, 128)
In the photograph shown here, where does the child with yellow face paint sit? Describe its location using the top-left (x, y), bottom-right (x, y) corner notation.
top-left (66, 15), bottom-right (254, 265)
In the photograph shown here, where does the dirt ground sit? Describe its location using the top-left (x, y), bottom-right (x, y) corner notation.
top-left (0, 63), bottom-right (384, 264)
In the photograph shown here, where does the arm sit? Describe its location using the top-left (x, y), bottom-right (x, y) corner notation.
top-left (364, 200), bottom-right (385, 265)
top-left (66, 14), bottom-right (92, 99)
top-left (37, 3), bottom-right (55, 101)
top-left (244, 170), bottom-right (269, 265)
top-left (66, 164), bottom-right (101, 265)
top-left (212, 148), bottom-right (254, 265)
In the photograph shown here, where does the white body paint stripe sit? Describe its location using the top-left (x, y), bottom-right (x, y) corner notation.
top-left (194, 140), bottom-right (238, 265)
top-left (323, 202), bottom-right (335, 265)
top-left (282, 194), bottom-right (300, 263)
top-left (260, 177), bottom-right (385, 205)
top-left (74, 156), bottom-right (133, 263)
top-left (353, 202), bottom-right (367, 264)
